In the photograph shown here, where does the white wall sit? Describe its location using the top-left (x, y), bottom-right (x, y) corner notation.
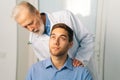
top-left (95, 0), bottom-right (120, 79)
top-left (16, 0), bottom-right (29, 80)
top-left (103, 0), bottom-right (120, 80)
top-left (0, 0), bottom-right (31, 80)
top-left (16, 25), bottom-right (29, 80)
top-left (0, 0), bottom-right (17, 80)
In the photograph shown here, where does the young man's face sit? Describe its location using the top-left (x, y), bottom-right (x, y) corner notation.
top-left (49, 28), bottom-right (73, 57)
top-left (16, 9), bottom-right (44, 34)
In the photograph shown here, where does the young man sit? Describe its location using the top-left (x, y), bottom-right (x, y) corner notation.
top-left (26, 23), bottom-right (93, 80)
top-left (12, 1), bottom-right (94, 66)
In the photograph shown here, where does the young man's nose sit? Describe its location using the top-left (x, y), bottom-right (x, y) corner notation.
top-left (54, 38), bottom-right (60, 45)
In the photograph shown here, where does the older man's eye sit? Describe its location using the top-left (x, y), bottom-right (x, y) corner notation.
top-left (24, 26), bottom-right (27, 29)
top-left (28, 21), bottom-right (33, 26)
top-left (50, 35), bottom-right (55, 39)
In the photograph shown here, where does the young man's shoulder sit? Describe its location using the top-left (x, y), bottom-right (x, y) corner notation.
top-left (74, 66), bottom-right (91, 74)
top-left (31, 59), bottom-right (48, 69)
top-left (74, 66), bottom-right (86, 70)
top-left (74, 66), bottom-right (93, 79)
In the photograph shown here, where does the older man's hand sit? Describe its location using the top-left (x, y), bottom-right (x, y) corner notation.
top-left (72, 58), bottom-right (84, 67)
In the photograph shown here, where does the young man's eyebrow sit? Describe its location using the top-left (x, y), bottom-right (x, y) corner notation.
top-left (50, 33), bottom-right (67, 37)
top-left (60, 34), bottom-right (67, 37)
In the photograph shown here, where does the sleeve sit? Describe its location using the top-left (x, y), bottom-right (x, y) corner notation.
top-left (68, 10), bottom-right (95, 65)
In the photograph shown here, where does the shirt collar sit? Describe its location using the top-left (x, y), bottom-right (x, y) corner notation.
top-left (44, 13), bottom-right (51, 35)
top-left (45, 14), bottom-right (50, 27)
top-left (45, 56), bottom-right (73, 70)
top-left (45, 58), bottom-right (53, 68)
top-left (62, 56), bottom-right (73, 70)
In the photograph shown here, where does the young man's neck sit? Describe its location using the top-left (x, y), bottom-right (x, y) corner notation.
top-left (51, 55), bottom-right (68, 70)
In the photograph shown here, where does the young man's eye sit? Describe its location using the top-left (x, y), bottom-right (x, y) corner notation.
top-left (60, 37), bottom-right (67, 41)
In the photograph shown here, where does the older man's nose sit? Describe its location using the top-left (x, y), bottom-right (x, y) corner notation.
top-left (28, 26), bottom-right (34, 32)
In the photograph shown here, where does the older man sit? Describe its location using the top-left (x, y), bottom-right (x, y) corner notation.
top-left (12, 1), bottom-right (94, 67)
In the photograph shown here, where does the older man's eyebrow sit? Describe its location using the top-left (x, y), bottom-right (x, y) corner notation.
top-left (50, 33), bottom-right (55, 36)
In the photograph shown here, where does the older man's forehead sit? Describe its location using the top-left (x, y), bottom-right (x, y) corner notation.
top-left (16, 10), bottom-right (33, 25)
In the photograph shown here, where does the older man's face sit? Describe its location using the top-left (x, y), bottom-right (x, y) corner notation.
top-left (16, 9), bottom-right (44, 34)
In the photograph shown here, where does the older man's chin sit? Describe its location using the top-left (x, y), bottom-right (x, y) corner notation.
top-left (34, 26), bottom-right (45, 35)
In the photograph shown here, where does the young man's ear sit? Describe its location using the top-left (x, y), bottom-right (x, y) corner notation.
top-left (69, 41), bottom-right (73, 48)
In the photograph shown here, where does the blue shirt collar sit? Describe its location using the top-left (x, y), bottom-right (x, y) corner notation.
top-left (45, 56), bottom-right (73, 70)
top-left (45, 14), bottom-right (50, 27)
top-left (44, 13), bottom-right (51, 35)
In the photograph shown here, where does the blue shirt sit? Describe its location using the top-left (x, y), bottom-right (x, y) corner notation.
top-left (44, 14), bottom-right (50, 35)
top-left (26, 56), bottom-right (93, 80)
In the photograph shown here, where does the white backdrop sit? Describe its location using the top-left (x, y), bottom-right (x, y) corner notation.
top-left (0, 0), bottom-right (17, 80)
